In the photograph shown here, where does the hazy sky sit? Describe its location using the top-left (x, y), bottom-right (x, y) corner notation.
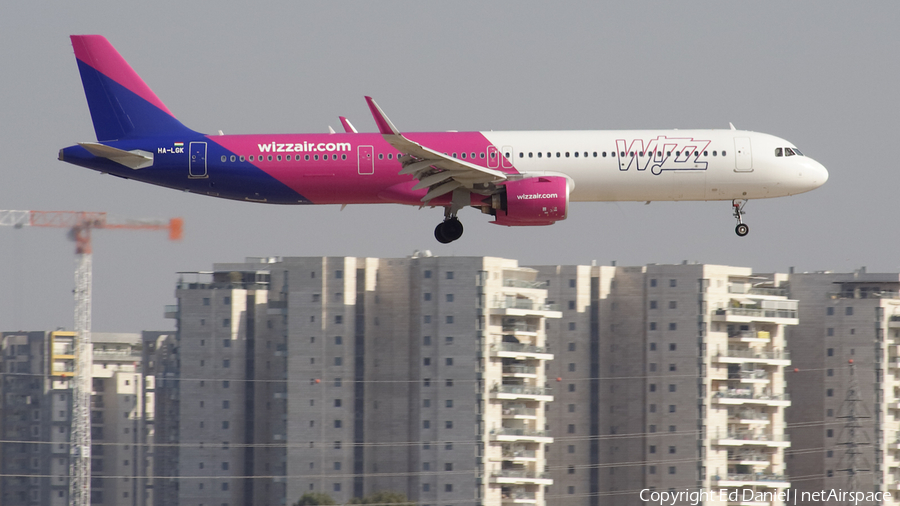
top-left (1, 1), bottom-right (897, 332)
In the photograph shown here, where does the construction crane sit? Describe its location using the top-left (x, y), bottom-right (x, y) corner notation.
top-left (0, 210), bottom-right (182, 506)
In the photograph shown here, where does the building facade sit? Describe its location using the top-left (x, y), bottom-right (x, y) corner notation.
top-left (786, 270), bottom-right (900, 501)
top-left (0, 331), bottom-right (156, 506)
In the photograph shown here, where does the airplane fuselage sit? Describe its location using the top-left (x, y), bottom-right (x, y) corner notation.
top-left (60, 129), bottom-right (827, 206)
top-left (58, 35), bottom-right (828, 242)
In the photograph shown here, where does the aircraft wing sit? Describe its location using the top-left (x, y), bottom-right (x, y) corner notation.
top-left (365, 97), bottom-right (507, 202)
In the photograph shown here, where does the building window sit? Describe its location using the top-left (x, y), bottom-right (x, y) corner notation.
top-left (827, 389), bottom-right (833, 397)
top-left (334, 420), bottom-right (342, 428)
top-left (423, 336), bottom-right (431, 346)
top-left (424, 270), bottom-right (432, 278)
top-left (223, 359), bottom-right (230, 368)
top-left (568, 384), bottom-right (575, 392)
top-left (669, 364), bottom-right (676, 371)
top-left (649, 322), bottom-right (657, 331)
top-left (223, 319), bottom-right (230, 327)
top-left (649, 404), bottom-right (656, 413)
top-left (445, 358), bottom-right (453, 366)
top-left (424, 315), bottom-right (431, 324)
top-left (648, 466), bottom-right (656, 474)
top-left (650, 279), bottom-right (657, 287)
top-left (335, 270), bottom-right (343, 279)
top-left (668, 323), bottom-right (677, 331)
top-left (423, 358), bottom-right (431, 366)
top-left (568, 300), bottom-right (576, 310)
top-left (827, 429), bottom-right (834, 437)
top-left (649, 425), bottom-right (656, 433)
top-left (446, 294), bottom-right (454, 302)
top-left (649, 343), bottom-right (656, 351)
top-left (203, 298), bottom-right (210, 305)
top-left (333, 483), bottom-right (341, 492)
top-left (446, 316), bottom-right (454, 324)
top-left (568, 363), bottom-right (576, 372)
top-left (568, 445), bottom-right (575, 453)
top-left (568, 342), bottom-right (576, 351)
top-left (846, 307), bottom-right (853, 316)
top-left (669, 425), bottom-right (676, 432)
top-left (669, 301), bottom-right (677, 309)
top-left (223, 296), bottom-right (231, 305)
top-left (827, 307), bottom-right (834, 315)
top-left (568, 322), bottom-right (576, 331)
top-left (649, 384), bottom-right (656, 392)
top-left (446, 271), bottom-right (454, 280)
top-left (445, 379), bottom-right (453, 387)
top-left (445, 484), bottom-right (453, 492)
top-left (567, 424), bottom-right (575, 434)
top-left (334, 357), bottom-right (342, 366)
top-left (649, 445), bottom-right (656, 453)
top-left (334, 399), bottom-right (342, 407)
top-left (335, 315), bottom-right (343, 324)
top-left (670, 279), bottom-right (677, 287)
top-left (827, 328), bottom-right (834, 336)
top-left (669, 405), bottom-right (676, 413)
top-left (669, 343), bottom-right (677, 351)
top-left (446, 399), bottom-right (453, 408)
top-left (424, 293), bottom-right (432, 301)
top-left (223, 400), bottom-right (230, 409)
top-left (334, 462), bottom-right (341, 470)
top-left (669, 384), bottom-right (676, 392)
top-left (650, 300), bottom-right (657, 309)
top-left (222, 421), bottom-right (229, 429)
top-left (334, 336), bottom-right (342, 345)
top-left (445, 421), bottom-right (453, 429)
top-left (827, 348), bottom-right (834, 356)
top-left (669, 466), bottom-right (676, 474)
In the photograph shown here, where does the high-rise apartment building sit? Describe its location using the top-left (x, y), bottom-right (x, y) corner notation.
top-left (786, 269), bottom-right (900, 501)
top-left (163, 255), bottom-right (561, 506)
top-left (536, 264), bottom-right (796, 505)
top-left (0, 331), bottom-right (157, 506)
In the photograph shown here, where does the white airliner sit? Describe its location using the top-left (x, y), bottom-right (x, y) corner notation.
top-left (60, 35), bottom-right (829, 243)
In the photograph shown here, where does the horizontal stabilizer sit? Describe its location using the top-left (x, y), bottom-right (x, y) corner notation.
top-left (78, 142), bottom-right (154, 169)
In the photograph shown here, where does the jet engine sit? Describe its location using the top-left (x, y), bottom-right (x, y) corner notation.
top-left (489, 176), bottom-right (570, 226)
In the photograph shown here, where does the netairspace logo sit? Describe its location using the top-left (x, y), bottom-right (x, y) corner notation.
top-left (639, 488), bottom-right (892, 505)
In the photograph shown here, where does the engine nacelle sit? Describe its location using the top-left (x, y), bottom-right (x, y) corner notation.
top-left (491, 176), bottom-right (570, 227)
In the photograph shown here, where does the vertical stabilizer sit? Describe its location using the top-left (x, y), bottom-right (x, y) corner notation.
top-left (70, 35), bottom-right (198, 141)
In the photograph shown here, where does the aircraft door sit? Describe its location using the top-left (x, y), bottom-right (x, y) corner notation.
top-left (189, 142), bottom-right (208, 178)
top-left (734, 137), bottom-right (752, 172)
top-left (358, 145), bottom-right (374, 175)
top-left (487, 145), bottom-right (500, 169)
top-left (501, 145), bottom-right (514, 169)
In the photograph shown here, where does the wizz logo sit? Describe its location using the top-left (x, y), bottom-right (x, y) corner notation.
top-left (615, 136), bottom-right (711, 175)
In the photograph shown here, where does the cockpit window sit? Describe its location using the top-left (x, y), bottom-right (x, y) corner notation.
top-left (776, 146), bottom-right (804, 157)
top-left (793, 148), bottom-right (803, 156)
top-left (775, 148), bottom-right (783, 157)
top-left (784, 147), bottom-right (796, 156)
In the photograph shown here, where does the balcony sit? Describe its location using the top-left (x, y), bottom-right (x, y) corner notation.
top-left (501, 449), bottom-right (537, 461)
top-left (727, 451), bottom-right (772, 465)
top-left (713, 348), bottom-right (790, 366)
top-left (501, 490), bottom-right (537, 504)
top-left (501, 406), bottom-right (537, 419)
top-left (491, 299), bottom-right (562, 318)
top-left (712, 308), bottom-right (798, 325)
top-left (93, 350), bottom-right (141, 362)
top-left (490, 470), bottom-right (553, 486)
top-left (728, 370), bottom-right (771, 384)
top-left (503, 365), bottom-right (537, 377)
top-left (728, 285), bottom-right (789, 297)
top-left (490, 342), bottom-right (553, 361)
top-left (729, 331), bottom-right (771, 343)
top-left (890, 315), bottom-right (900, 329)
top-left (503, 279), bottom-right (548, 290)
top-left (490, 428), bottom-right (553, 444)
top-left (491, 385), bottom-right (553, 402)
top-left (713, 390), bottom-right (790, 407)
top-left (712, 431), bottom-right (790, 448)
top-left (502, 322), bottom-right (539, 335)
top-left (713, 473), bottom-right (789, 488)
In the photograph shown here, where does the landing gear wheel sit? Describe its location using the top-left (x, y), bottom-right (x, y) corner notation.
top-left (735, 223), bottom-right (749, 237)
top-left (732, 199), bottom-right (749, 237)
top-left (434, 218), bottom-right (464, 244)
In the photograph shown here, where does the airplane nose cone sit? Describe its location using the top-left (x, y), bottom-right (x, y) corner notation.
top-left (795, 157), bottom-right (828, 193)
top-left (808, 158), bottom-right (828, 188)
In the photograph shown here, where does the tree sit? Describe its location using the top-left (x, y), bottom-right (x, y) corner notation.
top-left (348, 491), bottom-right (413, 505)
top-left (293, 492), bottom-right (337, 505)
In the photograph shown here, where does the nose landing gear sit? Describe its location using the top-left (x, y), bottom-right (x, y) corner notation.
top-left (732, 199), bottom-right (749, 237)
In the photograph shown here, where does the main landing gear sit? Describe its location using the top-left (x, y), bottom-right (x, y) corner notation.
top-left (732, 199), bottom-right (749, 237)
top-left (435, 216), bottom-right (464, 244)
